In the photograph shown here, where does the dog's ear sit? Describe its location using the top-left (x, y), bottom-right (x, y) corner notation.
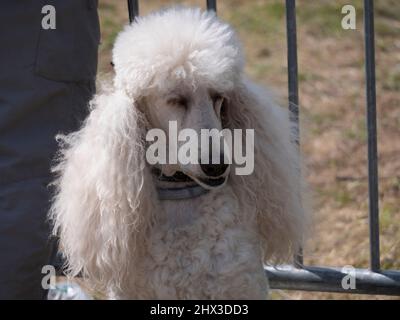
top-left (226, 80), bottom-right (308, 264)
top-left (49, 90), bottom-right (156, 294)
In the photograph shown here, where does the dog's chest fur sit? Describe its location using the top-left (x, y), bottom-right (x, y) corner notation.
top-left (120, 187), bottom-right (268, 299)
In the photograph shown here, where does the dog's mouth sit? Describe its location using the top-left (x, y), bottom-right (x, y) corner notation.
top-left (197, 176), bottom-right (226, 188)
top-left (152, 168), bottom-right (227, 189)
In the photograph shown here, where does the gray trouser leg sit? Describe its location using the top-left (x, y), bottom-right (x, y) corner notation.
top-left (0, 0), bottom-right (99, 299)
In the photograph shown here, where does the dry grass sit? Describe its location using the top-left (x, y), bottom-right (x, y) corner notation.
top-left (97, 0), bottom-right (400, 300)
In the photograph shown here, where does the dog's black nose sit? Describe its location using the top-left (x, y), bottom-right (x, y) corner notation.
top-left (200, 163), bottom-right (229, 177)
top-left (200, 154), bottom-right (229, 177)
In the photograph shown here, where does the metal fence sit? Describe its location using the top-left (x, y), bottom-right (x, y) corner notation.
top-left (127, 0), bottom-right (400, 296)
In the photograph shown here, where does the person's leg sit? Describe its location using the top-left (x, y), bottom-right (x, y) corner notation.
top-left (0, 0), bottom-right (99, 299)
top-left (0, 178), bottom-right (55, 299)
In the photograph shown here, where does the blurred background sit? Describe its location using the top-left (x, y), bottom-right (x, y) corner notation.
top-left (97, 0), bottom-right (400, 299)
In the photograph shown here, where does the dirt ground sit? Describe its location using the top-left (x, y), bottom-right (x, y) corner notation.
top-left (96, 0), bottom-right (400, 300)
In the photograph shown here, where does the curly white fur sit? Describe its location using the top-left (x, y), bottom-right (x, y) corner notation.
top-left (49, 7), bottom-right (307, 299)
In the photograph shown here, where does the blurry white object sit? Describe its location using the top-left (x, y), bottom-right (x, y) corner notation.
top-left (47, 281), bottom-right (92, 300)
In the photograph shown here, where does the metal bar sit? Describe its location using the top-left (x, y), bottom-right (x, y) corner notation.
top-left (207, 0), bottom-right (217, 12)
top-left (266, 265), bottom-right (400, 296)
top-left (285, 0), bottom-right (303, 268)
top-left (294, 248), bottom-right (304, 268)
top-left (285, 0), bottom-right (299, 126)
top-left (364, 0), bottom-right (381, 272)
top-left (128, 0), bottom-right (139, 23)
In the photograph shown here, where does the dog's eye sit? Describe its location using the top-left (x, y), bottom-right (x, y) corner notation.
top-left (167, 96), bottom-right (188, 108)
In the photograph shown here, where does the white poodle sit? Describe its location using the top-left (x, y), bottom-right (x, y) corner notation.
top-left (50, 7), bottom-right (307, 299)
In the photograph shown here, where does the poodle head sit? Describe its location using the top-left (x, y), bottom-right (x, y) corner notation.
top-left (112, 7), bottom-right (245, 189)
